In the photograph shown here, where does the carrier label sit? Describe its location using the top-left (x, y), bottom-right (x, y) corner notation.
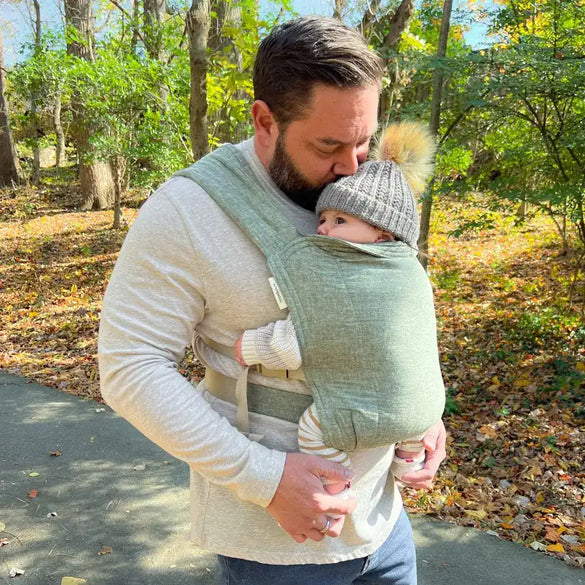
top-left (269, 277), bottom-right (288, 310)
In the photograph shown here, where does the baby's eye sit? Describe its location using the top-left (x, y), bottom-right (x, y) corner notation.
top-left (334, 217), bottom-right (346, 225)
top-left (318, 218), bottom-right (326, 225)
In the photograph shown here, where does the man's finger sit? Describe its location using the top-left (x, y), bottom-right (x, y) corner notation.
top-left (314, 458), bottom-right (354, 485)
top-left (318, 492), bottom-right (357, 517)
top-left (421, 419), bottom-right (446, 451)
top-left (324, 515), bottom-right (345, 538)
top-left (400, 467), bottom-right (433, 486)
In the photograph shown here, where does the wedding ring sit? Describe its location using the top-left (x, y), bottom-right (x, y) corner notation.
top-left (319, 517), bottom-right (331, 534)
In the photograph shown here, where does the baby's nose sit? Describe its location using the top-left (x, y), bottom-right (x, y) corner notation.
top-left (317, 224), bottom-right (328, 235)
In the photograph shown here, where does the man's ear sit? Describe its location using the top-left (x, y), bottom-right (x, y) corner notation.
top-left (252, 100), bottom-right (278, 144)
top-left (252, 100), bottom-right (279, 167)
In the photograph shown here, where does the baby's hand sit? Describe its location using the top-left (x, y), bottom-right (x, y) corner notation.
top-left (234, 334), bottom-right (248, 366)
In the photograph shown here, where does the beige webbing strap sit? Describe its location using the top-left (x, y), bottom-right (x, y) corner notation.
top-left (197, 332), bottom-right (305, 440)
top-left (202, 366), bottom-right (250, 433)
top-left (235, 366), bottom-right (251, 435)
top-left (200, 334), bottom-right (305, 381)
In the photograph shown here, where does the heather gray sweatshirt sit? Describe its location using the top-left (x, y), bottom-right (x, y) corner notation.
top-left (98, 139), bottom-right (402, 565)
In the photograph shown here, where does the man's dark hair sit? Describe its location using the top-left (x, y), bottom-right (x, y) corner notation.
top-left (253, 16), bottom-right (383, 127)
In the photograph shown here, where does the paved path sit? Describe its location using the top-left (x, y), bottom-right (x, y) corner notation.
top-left (0, 373), bottom-right (582, 584)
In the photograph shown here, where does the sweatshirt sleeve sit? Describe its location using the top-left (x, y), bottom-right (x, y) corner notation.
top-left (240, 315), bottom-right (302, 370)
top-left (98, 187), bottom-right (285, 508)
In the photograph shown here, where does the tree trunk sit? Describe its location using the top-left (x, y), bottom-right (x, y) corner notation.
top-left (65, 0), bottom-right (115, 209)
top-left (359, 0), bottom-right (382, 39)
top-left (110, 155), bottom-right (126, 229)
top-left (208, 0), bottom-right (244, 143)
top-left (31, 0), bottom-right (42, 185)
top-left (144, 0), bottom-right (167, 59)
top-left (418, 0), bottom-right (453, 269)
top-left (373, 0), bottom-right (415, 125)
top-left (0, 30), bottom-right (21, 186)
top-left (54, 93), bottom-right (66, 167)
top-left (144, 0), bottom-right (170, 110)
top-left (131, 0), bottom-right (140, 53)
top-left (187, 0), bottom-right (210, 161)
top-left (333, 0), bottom-right (345, 20)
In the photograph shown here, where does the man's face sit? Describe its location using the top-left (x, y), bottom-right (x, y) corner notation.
top-left (266, 83), bottom-right (379, 206)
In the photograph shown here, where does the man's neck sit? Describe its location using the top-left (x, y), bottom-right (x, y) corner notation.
top-left (285, 191), bottom-right (319, 211)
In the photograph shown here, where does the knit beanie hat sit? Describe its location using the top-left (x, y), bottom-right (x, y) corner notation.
top-left (316, 122), bottom-right (436, 249)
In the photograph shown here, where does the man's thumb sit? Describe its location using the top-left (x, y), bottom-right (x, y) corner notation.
top-left (313, 458), bottom-right (354, 483)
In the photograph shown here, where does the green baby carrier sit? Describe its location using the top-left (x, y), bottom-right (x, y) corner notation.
top-left (176, 145), bottom-right (445, 452)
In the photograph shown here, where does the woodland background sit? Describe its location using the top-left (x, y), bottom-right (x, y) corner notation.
top-left (0, 0), bottom-right (584, 568)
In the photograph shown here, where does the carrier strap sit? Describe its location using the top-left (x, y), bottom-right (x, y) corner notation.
top-left (199, 335), bottom-right (308, 432)
top-left (175, 144), bottom-right (299, 257)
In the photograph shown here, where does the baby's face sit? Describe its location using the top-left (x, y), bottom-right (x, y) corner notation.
top-left (317, 209), bottom-right (390, 243)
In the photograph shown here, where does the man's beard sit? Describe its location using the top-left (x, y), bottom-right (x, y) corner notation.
top-left (268, 134), bottom-right (326, 211)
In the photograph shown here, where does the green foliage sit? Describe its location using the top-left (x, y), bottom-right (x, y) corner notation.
top-left (4, 0), bottom-right (585, 248)
top-left (444, 386), bottom-right (461, 415)
top-left (8, 33), bottom-right (71, 144)
top-left (433, 267), bottom-right (462, 291)
top-left (435, 140), bottom-right (473, 180)
top-left (459, 0), bottom-right (585, 247)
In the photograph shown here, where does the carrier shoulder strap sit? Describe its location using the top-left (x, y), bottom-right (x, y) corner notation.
top-left (175, 143), bottom-right (299, 256)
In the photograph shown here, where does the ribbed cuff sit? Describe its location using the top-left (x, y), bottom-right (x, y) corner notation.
top-left (240, 330), bottom-right (261, 366)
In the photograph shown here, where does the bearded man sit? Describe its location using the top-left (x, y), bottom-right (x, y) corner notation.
top-left (99, 16), bottom-right (446, 585)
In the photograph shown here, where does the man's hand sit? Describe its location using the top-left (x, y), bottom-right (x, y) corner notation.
top-left (267, 453), bottom-right (356, 543)
top-left (400, 419), bottom-right (447, 490)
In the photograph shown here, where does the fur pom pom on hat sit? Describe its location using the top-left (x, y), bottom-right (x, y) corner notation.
top-left (316, 122), bottom-right (436, 248)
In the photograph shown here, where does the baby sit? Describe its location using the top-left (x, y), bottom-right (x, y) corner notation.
top-left (235, 123), bottom-right (439, 493)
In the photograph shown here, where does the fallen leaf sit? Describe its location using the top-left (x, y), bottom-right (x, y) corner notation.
top-left (50, 451), bottom-right (62, 457)
top-left (514, 377), bottom-right (531, 388)
top-left (8, 568), bottom-right (25, 578)
top-left (98, 546), bottom-right (113, 555)
top-left (0, 538), bottom-right (9, 547)
top-left (465, 509), bottom-right (487, 520)
top-left (545, 527), bottom-right (560, 542)
top-left (0, 522), bottom-right (5, 532)
top-left (61, 578), bottom-right (88, 585)
top-left (547, 543), bottom-right (565, 553)
top-left (478, 425), bottom-right (497, 439)
top-left (27, 489), bottom-right (38, 499)
top-left (560, 534), bottom-right (579, 545)
top-left (28, 472), bottom-right (39, 477)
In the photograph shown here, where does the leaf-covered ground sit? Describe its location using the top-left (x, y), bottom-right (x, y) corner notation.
top-left (1, 171), bottom-right (583, 567)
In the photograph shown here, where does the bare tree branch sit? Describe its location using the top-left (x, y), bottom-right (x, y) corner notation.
top-left (381, 0), bottom-right (415, 51)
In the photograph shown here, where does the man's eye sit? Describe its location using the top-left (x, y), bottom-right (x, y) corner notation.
top-left (316, 145), bottom-right (337, 155)
top-left (334, 217), bottom-right (346, 225)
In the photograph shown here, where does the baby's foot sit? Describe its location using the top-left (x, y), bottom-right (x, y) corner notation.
top-left (322, 480), bottom-right (352, 519)
top-left (390, 453), bottom-right (425, 480)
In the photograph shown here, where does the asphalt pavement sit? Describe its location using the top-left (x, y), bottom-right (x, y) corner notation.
top-left (0, 372), bottom-right (582, 585)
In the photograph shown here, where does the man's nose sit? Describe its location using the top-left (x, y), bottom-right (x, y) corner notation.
top-left (332, 147), bottom-right (359, 176)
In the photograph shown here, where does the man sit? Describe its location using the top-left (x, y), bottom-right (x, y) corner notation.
top-left (99, 15), bottom-right (446, 585)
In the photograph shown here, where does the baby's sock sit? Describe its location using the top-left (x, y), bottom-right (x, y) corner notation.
top-left (390, 452), bottom-right (425, 479)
